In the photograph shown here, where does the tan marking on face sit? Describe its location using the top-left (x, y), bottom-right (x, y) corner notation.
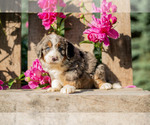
top-left (47, 41), bottom-right (52, 48)
top-left (62, 56), bottom-right (67, 62)
top-left (56, 42), bottom-right (61, 48)
top-left (42, 53), bottom-right (46, 62)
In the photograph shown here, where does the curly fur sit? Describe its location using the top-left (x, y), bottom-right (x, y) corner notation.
top-left (36, 33), bottom-right (121, 93)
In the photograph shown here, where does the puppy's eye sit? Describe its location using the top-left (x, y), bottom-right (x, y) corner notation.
top-left (45, 47), bottom-right (50, 51)
top-left (58, 47), bottom-right (63, 51)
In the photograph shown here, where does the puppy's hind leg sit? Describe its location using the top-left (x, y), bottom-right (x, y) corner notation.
top-left (94, 64), bottom-right (112, 90)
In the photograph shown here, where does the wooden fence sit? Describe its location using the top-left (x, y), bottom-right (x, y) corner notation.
top-left (0, 0), bottom-right (133, 88)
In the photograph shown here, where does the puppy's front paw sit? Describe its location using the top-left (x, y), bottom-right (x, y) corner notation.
top-left (60, 85), bottom-right (76, 94)
top-left (47, 80), bottom-right (62, 92)
top-left (112, 83), bottom-right (122, 89)
top-left (100, 83), bottom-right (112, 90)
top-left (47, 87), bottom-right (60, 92)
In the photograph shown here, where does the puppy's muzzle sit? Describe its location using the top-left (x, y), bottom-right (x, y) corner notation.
top-left (52, 56), bottom-right (58, 62)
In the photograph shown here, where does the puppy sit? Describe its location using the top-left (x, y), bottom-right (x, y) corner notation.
top-left (36, 33), bottom-right (121, 94)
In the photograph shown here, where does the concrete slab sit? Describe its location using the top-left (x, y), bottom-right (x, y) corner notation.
top-left (0, 88), bottom-right (149, 113)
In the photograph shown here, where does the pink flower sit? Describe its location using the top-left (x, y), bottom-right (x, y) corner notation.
top-left (32, 59), bottom-right (45, 72)
top-left (3, 86), bottom-right (8, 90)
top-left (107, 29), bottom-right (119, 39)
top-left (0, 86), bottom-right (3, 90)
top-left (92, 0), bottom-right (117, 14)
top-left (58, 0), bottom-right (66, 8)
top-left (25, 21), bottom-right (29, 28)
top-left (83, 15), bottom-right (119, 46)
top-left (24, 59), bottom-right (51, 89)
top-left (38, 12), bottom-right (56, 30)
top-left (0, 80), bottom-right (4, 85)
top-left (110, 16), bottom-right (117, 24)
top-left (57, 12), bottom-right (66, 18)
top-left (38, 12), bottom-right (66, 30)
top-left (38, 0), bottom-right (66, 12)
top-left (40, 76), bottom-right (51, 85)
top-left (92, 3), bottom-right (101, 13)
top-left (42, 85), bottom-right (51, 89)
top-left (28, 81), bottom-right (39, 89)
top-left (110, 5), bottom-right (117, 13)
top-left (0, 80), bottom-right (8, 90)
top-left (38, 0), bottom-right (57, 12)
top-left (125, 85), bottom-right (137, 88)
top-left (84, 28), bottom-right (106, 43)
top-left (37, 0), bottom-right (66, 30)
top-left (21, 85), bottom-right (31, 89)
top-left (84, 0), bottom-right (119, 46)
top-left (31, 68), bottom-right (43, 80)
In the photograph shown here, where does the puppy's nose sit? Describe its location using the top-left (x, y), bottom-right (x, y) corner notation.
top-left (52, 56), bottom-right (58, 62)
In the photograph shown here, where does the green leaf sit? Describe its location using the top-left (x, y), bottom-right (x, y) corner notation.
top-left (18, 73), bottom-right (25, 79)
top-left (60, 18), bottom-right (65, 26)
top-left (79, 41), bottom-right (94, 44)
top-left (66, 13), bottom-right (72, 17)
top-left (8, 79), bottom-right (15, 89)
top-left (39, 83), bottom-right (50, 88)
top-left (60, 27), bottom-right (72, 31)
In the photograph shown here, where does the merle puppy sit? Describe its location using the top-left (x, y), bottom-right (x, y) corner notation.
top-left (36, 33), bottom-right (121, 94)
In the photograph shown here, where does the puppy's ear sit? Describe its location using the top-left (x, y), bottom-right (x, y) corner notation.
top-left (66, 41), bottom-right (75, 59)
top-left (35, 40), bottom-right (43, 59)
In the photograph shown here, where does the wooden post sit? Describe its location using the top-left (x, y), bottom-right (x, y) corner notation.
top-left (28, 0), bottom-right (49, 68)
top-left (28, 13), bottom-right (49, 68)
top-left (65, 13), bottom-right (94, 53)
top-left (102, 0), bottom-right (133, 87)
top-left (65, 0), bottom-right (94, 53)
top-left (0, 13), bottom-right (21, 88)
top-left (28, 0), bottom-right (132, 87)
top-left (0, 0), bottom-right (21, 13)
top-left (65, 0), bottom-right (133, 87)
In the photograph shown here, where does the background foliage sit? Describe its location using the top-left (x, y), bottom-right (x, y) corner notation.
top-left (131, 13), bottom-right (150, 90)
top-left (131, 0), bottom-right (150, 90)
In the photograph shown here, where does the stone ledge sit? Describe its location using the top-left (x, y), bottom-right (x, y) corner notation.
top-left (0, 113), bottom-right (150, 125)
top-left (0, 88), bottom-right (149, 113)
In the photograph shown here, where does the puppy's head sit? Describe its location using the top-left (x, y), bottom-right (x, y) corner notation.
top-left (36, 33), bottom-right (75, 64)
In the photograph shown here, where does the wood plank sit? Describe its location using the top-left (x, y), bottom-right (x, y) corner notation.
top-left (102, 0), bottom-right (133, 87)
top-left (64, 0), bottom-right (93, 13)
top-left (65, 0), bottom-right (132, 87)
top-left (0, 13), bottom-right (21, 88)
top-left (28, 0), bottom-right (132, 87)
top-left (28, 13), bottom-right (48, 68)
top-left (64, 0), bottom-right (94, 53)
top-left (0, 0), bottom-right (21, 13)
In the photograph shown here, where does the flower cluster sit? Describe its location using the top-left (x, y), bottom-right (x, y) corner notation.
top-left (38, 0), bottom-right (66, 30)
top-left (92, 0), bottom-right (117, 14)
top-left (84, 0), bottom-right (119, 46)
top-left (0, 80), bottom-right (8, 90)
top-left (38, 0), bottom-right (66, 12)
top-left (24, 59), bottom-right (51, 89)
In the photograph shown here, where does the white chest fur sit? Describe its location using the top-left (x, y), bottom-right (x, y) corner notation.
top-left (40, 60), bottom-right (66, 83)
top-left (48, 69), bottom-right (62, 80)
